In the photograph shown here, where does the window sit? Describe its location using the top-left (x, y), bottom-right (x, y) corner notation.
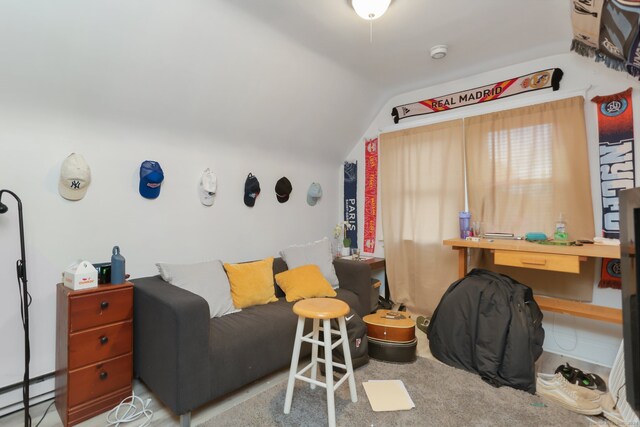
top-left (465, 96), bottom-right (594, 238)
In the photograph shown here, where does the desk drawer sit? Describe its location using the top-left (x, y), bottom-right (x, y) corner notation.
top-left (494, 250), bottom-right (580, 273)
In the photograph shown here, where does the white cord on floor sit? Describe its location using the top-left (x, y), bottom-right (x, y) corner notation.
top-left (551, 312), bottom-right (578, 352)
top-left (106, 391), bottom-right (153, 427)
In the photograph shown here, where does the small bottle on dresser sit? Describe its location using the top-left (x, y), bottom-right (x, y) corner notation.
top-left (554, 213), bottom-right (568, 241)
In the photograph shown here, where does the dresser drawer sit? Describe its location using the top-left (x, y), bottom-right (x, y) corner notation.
top-left (67, 353), bottom-right (132, 408)
top-left (69, 287), bottom-right (133, 332)
top-left (494, 250), bottom-right (580, 273)
top-left (68, 320), bottom-right (132, 369)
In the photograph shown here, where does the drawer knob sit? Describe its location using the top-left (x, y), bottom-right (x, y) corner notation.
top-left (99, 335), bottom-right (109, 345)
top-left (99, 371), bottom-right (108, 380)
top-left (100, 301), bottom-right (109, 310)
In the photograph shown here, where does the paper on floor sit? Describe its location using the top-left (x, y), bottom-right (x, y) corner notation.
top-left (362, 380), bottom-right (415, 412)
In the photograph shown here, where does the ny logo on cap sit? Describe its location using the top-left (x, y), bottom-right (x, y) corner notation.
top-left (70, 180), bottom-right (81, 189)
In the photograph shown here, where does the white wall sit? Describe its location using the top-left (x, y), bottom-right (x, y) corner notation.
top-left (0, 106), bottom-right (340, 406)
top-left (347, 52), bottom-right (640, 367)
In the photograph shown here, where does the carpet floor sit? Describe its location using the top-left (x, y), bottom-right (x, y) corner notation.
top-left (200, 357), bottom-right (594, 427)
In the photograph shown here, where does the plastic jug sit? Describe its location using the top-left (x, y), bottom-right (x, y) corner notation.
top-left (111, 246), bottom-right (126, 284)
top-left (554, 213), bottom-right (568, 241)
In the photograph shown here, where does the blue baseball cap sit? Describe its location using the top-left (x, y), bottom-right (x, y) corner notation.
top-left (139, 160), bottom-right (164, 199)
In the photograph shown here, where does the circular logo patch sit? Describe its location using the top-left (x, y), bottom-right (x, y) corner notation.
top-left (601, 98), bottom-right (627, 117)
top-left (530, 72), bottom-right (550, 88)
top-left (606, 258), bottom-right (622, 278)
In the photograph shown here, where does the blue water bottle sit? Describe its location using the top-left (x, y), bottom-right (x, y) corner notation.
top-left (111, 246), bottom-right (126, 284)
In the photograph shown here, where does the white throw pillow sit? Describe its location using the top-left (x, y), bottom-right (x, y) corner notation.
top-left (280, 237), bottom-right (339, 288)
top-left (156, 260), bottom-right (240, 318)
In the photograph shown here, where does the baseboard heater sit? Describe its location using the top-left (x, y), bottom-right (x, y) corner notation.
top-left (0, 372), bottom-right (55, 418)
top-left (609, 341), bottom-right (640, 425)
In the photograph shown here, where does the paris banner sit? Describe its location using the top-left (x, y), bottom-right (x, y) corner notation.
top-left (364, 138), bottom-right (378, 253)
top-left (391, 68), bottom-right (563, 123)
top-left (344, 161), bottom-right (358, 249)
top-left (591, 87), bottom-right (635, 289)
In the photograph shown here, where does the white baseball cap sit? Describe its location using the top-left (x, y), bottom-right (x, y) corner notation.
top-left (59, 153), bottom-right (91, 201)
top-left (200, 168), bottom-right (217, 206)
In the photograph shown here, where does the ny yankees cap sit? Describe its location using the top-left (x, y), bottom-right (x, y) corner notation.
top-left (139, 160), bottom-right (164, 199)
top-left (59, 153), bottom-right (91, 201)
top-left (307, 182), bottom-right (322, 206)
top-left (275, 177), bottom-right (292, 203)
top-left (200, 168), bottom-right (217, 206)
top-left (244, 173), bottom-right (260, 207)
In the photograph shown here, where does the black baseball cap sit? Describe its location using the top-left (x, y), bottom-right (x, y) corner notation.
top-left (275, 177), bottom-right (292, 203)
top-left (244, 173), bottom-right (261, 207)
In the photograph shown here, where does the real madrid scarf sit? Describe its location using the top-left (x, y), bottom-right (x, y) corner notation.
top-left (591, 88), bottom-right (635, 289)
top-left (391, 69), bottom-right (563, 123)
top-left (344, 161), bottom-right (358, 249)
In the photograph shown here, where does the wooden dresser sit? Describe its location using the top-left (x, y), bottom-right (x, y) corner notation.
top-left (55, 282), bottom-right (133, 426)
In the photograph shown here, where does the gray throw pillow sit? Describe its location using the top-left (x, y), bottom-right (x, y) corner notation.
top-left (280, 237), bottom-right (339, 288)
top-left (156, 259), bottom-right (240, 318)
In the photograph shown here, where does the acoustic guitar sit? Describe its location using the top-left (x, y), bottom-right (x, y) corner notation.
top-left (363, 310), bottom-right (416, 343)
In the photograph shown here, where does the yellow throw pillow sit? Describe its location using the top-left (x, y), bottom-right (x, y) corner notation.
top-left (224, 257), bottom-right (278, 309)
top-left (275, 264), bottom-right (337, 303)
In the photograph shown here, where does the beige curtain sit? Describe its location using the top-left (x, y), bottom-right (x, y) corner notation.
top-left (465, 96), bottom-right (595, 300)
top-left (380, 120), bottom-right (465, 315)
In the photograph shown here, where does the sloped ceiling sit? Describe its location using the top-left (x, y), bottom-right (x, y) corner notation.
top-left (0, 0), bottom-right (571, 161)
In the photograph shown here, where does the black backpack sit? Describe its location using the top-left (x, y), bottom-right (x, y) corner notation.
top-left (320, 308), bottom-right (369, 374)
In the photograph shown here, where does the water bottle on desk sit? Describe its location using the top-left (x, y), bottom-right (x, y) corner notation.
top-left (459, 211), bottom-right (471, 238)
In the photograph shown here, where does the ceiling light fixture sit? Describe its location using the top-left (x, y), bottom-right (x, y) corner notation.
top-left (430, 45), bottom-right (448, 59)
top-left (352, 0), bottom-right (391, 43)
top-left (352, 0), bottom-right (391, 20)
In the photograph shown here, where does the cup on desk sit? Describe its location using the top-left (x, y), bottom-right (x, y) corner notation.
top-left (472, 221), bottom-right (483, 238)
top-left (351, 248), bottom-right (361, 260)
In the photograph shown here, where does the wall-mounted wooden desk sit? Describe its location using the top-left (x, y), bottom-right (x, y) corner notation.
top-left (443, 238), bottom-right (622, 324)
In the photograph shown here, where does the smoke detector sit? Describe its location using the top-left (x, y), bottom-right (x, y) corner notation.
top-left (430, 45), bottom-right (448, 59)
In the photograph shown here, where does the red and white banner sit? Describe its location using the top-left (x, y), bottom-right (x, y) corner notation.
top-left (363, 138), bottom-right (378, 253)
top-left (391, 68), bottom-right (563, 123)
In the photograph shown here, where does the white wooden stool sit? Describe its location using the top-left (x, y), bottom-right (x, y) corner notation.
top-left (283, 298), bottom-right (358, 427)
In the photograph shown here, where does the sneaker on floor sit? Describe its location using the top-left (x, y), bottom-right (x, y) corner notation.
top-left (416, 316), bottom-right (430, 334)
top-left (536, 373), bottom-right (603, 415)
top-left (537, 372), bottom-right (602, 402)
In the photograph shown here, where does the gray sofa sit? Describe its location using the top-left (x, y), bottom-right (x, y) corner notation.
top-left (132, 257), bottom-right (372, 426)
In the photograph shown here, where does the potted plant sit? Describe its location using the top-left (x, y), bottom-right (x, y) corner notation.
top-left (333, 222), bottom-right (353, 257)
top-left (341, 224), bottom-right (352, 257)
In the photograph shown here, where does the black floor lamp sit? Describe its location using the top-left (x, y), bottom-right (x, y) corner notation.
top-left (0, 189), bottom-right (31, 427)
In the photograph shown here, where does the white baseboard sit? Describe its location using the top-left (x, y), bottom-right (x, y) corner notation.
top-left (541, 311), bottom-right (622, 368)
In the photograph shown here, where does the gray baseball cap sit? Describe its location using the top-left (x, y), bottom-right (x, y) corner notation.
top-left (307, 182), bottom-right (322, 206)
